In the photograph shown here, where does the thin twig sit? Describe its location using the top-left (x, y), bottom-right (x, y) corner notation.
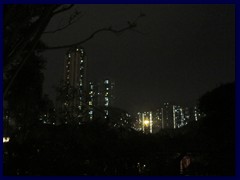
top-left (52, 4), bottom-right (74, 15)
top-left (42, 13), bottom-right (145, 50)
top-left (43, 16), bottom-right (82, 34)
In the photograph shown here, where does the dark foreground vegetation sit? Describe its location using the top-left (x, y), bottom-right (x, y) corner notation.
top-left (3, 83), bottom-right (235, 176)
top-left (3, 5), bottom-right (235, 176)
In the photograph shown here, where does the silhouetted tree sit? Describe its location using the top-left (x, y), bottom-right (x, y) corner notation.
top-left (5, 51), bottom-right (46, 140)
top-left (197, 82), bottom-right (235, 175)
top-left (199, 82), bottom-right (235, 119)
top-left (4, 4), bottom-right (144, 98)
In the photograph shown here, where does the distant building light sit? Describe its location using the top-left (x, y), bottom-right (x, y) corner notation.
top-left (144, 120), bottom-right (150, 125)
top-left (3, 137), bottom-right (10, 143)
top-left (89, 111), bottom-right (93, 115)
top-left (104, 80), bottom-right (109, 84)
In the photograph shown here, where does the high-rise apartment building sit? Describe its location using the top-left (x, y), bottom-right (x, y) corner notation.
top-left (137, 111), bottom-right (153, 134)
top-left (63, 46), bottom-right (87, 123)
top-left (88, 81), bottom-right (98, 120)
top-left (162, 102), bottom-right (174, 129)
top-left (102, 79), bottom-right (114, 119)
top-left (173, 105), bottom-right (187, 128)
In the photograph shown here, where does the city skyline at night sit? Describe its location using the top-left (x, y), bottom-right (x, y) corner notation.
top-left (3, 4), bottom-right (236, 176)
top-left (42, 4), bottom-right (235, 114)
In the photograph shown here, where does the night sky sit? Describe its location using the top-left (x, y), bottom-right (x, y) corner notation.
top-left (41, 4), bottom-right (235, 114)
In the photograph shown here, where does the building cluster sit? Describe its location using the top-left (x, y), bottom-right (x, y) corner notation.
top-left (38, 46), bottom-right (203, 132)
top-left (134, 103), bottom-right (203, 134)
top-left (60, 46), bottom-right (115, 125)
top-left (39, 46), bottom-right (133, 127)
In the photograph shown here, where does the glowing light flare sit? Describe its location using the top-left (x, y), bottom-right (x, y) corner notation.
top-left (144, 119), bottom-right (150, 126)
top-left (3, 137), bottom-right (10, 143)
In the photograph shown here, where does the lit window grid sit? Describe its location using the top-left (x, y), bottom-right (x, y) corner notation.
top-left (140, 112), bottom-right (153, 134)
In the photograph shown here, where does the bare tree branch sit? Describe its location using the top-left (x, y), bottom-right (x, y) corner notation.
top-left (4, 10), bottom-right (145, 99)
top-left (42, 14), bottom-right (145, 50)
top-left (52, 4), bottom-right (74, 15)
top-left (43, 11), bottom-right (83, 34)
top-left (44, 25), bottom-right (135, 50)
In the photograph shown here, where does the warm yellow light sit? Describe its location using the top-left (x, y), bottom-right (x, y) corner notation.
top-left (144, 120), bottom-right (150, 125)
top-left (3, 137), bottom-right (10, 143)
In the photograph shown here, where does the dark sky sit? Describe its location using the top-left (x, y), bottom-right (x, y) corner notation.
top-left (41, 4), bottom-right (235, 114)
